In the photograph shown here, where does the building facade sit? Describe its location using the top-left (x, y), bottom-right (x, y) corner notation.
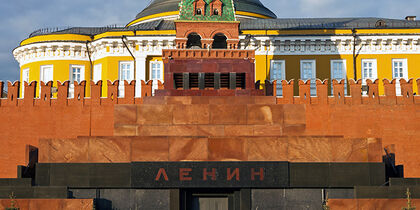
top-left (13, 0), bottom-right (420, 98)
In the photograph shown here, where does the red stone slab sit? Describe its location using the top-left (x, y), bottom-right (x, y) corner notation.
top-left (88, 137), bottom-right (131, 163)
top-left (131, 137), bottom-right (169, 161)
top-left (209, 104), bottom-right (247, 125)
top-left (247, 137), bottom-right (288, 161)
top-left (208, 137), bottom-right (248, 161)
top-left (169, 137), bottom-right (208, 161)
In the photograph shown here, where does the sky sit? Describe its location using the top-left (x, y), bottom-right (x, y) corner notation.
top-left (0, 0), bottom-right (419, 82)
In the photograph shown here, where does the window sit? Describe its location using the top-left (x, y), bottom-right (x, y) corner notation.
top-left (70, 65), bottom-right (84, 84)
top-left (69, 65), bottom-right (85, 98)
top-left (392, 59), bottom-right (408, 96)
top-left (300, 60), bottom-right (316, 96)
top-left (40, 65), bottom-right (53, 83)
top-left (21, 68), bottom-right (29, 98)
top-left (150, 60), bottom-right (163, 95)
top-left (93, 64), bottom-right (102, 83)
top-left (213, 9), bottom-right (219, 15)
top-left (119, 61), bottom-right (134, 97)
top-left (361, 59), bottom-right (377, 95)
top-left (150, 61), bottom-right (163, 81)
top-left (270, 60), bottom-right (286, 96)
top-left (40, 65), bottom-right (53, 97)
top-left (196, 8), bottom-right (202, 15)
top-left (330, 60), bottom-right (347, 95)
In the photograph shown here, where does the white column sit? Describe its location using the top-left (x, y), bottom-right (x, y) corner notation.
top-left (135, 55), bottom-right (147, 97)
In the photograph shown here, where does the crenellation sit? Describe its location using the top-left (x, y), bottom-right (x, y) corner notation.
top-left (316, 79), bottom-right (328, 105)
top-left (23, 81), bottom-right (37, 107)
top-left (298, 80), bottom-right (312, 104)
top-left (0, 78), bottom-right (418, 107)
top-left (279, 80), bottom-right (294, 104)
top-left (106, 80), bottom-right (119, 104)
top-left (348, 79), bottom-right (363, 105)
top-left (56, 81), bottom-right (69, 106)
top-left (39, 81), bottom-right (53, 106)
top-left (332, 79), bottom-right (345, 104)
top-left (7, 81), bottom-right (20, 107)
top-left (69, 81), bottom-right (86, 106)
top-left (399, 78), bottom-right (415, 104)
top-left (366, 79), bottom-right (380, 104)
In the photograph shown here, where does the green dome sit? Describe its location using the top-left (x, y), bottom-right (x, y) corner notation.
top-left (135, 0), bottom-right (277, 20)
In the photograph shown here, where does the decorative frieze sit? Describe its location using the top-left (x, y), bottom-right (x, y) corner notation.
top-left (12, 34), bottom-right (420, 66)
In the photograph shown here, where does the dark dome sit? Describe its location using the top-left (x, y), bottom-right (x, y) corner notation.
top-left (135, 0), bottom-right (277, 20)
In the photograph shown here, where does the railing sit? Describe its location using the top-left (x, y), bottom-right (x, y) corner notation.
top-left (28, 25), bottom-right (124, 38)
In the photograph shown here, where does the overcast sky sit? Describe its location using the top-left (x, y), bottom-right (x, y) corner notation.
top-left (0, 0), bottom-right (418, 82)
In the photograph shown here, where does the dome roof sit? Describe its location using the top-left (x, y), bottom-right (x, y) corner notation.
top-left (135, 0), bottom-right (277, 20)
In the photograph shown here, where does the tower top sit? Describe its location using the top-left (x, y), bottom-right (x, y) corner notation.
top-left (178, 0), bottom-right (236, 21)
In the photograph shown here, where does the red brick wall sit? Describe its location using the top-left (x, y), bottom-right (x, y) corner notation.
top-left (0, 79), bottom-right (419, 178)
top-left (0, 80), bottom-right (142, 178)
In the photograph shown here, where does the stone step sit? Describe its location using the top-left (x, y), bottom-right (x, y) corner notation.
top-left (142, 96), bottom-right (277, 105)
top-left (39, 136), bottom-right (382, 164)
top-left (114, 104), bottom-right (306, 131)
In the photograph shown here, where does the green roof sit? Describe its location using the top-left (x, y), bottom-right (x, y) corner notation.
top-left (179, 0), bottom-right (236, 21)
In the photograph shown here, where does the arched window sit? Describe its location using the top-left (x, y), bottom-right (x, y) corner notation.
top-left (187, 33), bottom-right (202, 49)
top-left (213, 9), bottom-right (219, 15)
top-left (212, 33), bottom-right (227, 49)
top-left (196, 8), bottom-right (202, 15)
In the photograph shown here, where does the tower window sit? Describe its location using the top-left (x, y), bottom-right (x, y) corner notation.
top-left (212, 33), bottom-right (227, 49)
top-left (187, 33), bottom-right (202, 49)
top-left (196, 8), bottom-right (202, 15)
top-left (213, 9), bottom-right (219, 15)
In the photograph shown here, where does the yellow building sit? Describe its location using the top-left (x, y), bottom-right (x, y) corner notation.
top-left (13, 0), bottom-right (420, 97)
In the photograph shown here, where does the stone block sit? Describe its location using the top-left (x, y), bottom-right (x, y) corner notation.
top-left (173, 104), bottom-right (210, 125)
top-left (247, 137), bottom-right (288, 161)
top-left (196, 125), bottom-right (225, 136)
top-left (114, 125), bottom-right (138, 136)
top-left (88, 137), bottom-right (131, 163)
top-left (288, 137), bottom-right (332, 162)
top-left (137, 105), bottom-right (174, 125)
top-left (169, 137), bottom-right (208, 161)
top-left (43, 138), bottom-right (89, 163)
top-left (283, 104), bottom-right (306, 126)
top-left (289, 163), bottom-right (330, 188)
top-left (129, 189), bottom-right (170, 210)
top-left (224, 125), bottom-right (253, 136)
top-left (253, 125), bottom-right (283, 136)
top-left (208, 137), bottom-right (248, 161)
top-left (209, 105), bottom-right (247, 125)
top-left (89, 163), bottom-right (131, 187)
top-left (114, 105), bottom-right (137, 125)
top-left (330, 138), bottom-right (368, 162)
top-left (131, 137), bottom-right (169, 161)
top-left (247, 105), bottom-right (276, 125)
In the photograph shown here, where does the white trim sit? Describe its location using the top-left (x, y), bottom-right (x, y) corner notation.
top-left (300, 59), bottom-right (317, 96)
top-left (149, 60), bottom-right (164, 81)
top-left (40, 65), bottom-right (54, 83)
top-left (118, 61), bottom-right (135, 97)
top-left (69, 65), bottom-right (85, 98)
top-left (93, 64), bottom-right (102, 83)
top-left (392, 58), bottom-right (408, 96)
top-left (21, 68), bottom-right (30, 98)
top-left (270, 60), bottom-right (286, 96)
top-left (149, 60), bottom-right (164, 95)
top-left (40, 65), bottom-right (54, 96)
top-left (361, 59), bottom-right (378, 95)
top-left (330, 59), bottom-right (348, 95)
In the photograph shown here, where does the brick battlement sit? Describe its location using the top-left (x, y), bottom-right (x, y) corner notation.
top-left (0, 78), bottom-right (419, 107)
top-left (162, 49), bottom-right (255, 62)
top-left (272, 78), bottom-right (420, 105)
